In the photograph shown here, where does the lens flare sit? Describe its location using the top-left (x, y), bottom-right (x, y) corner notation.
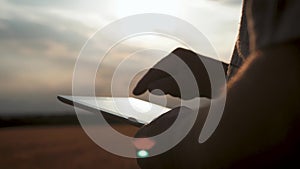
top-left (137, 150), bottom-right (149, 158)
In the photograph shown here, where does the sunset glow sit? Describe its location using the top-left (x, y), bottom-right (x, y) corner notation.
top-left (0, 0), bottom-right (242, 114)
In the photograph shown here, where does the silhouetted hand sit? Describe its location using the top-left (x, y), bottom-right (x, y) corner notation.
top-left (133, 47), bottom-right (226, 99)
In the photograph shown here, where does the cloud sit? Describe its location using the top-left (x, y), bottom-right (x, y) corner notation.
top-left (0, 9), bottom-right (91, 114)
top-left (8, 0), bottom-right (80, 7)
top-left (0, 17), bottom-right (88, 49)
top-left (208, 0), bottom-right (242, 6)
top-left (0, 10), bottom-right (149, 114)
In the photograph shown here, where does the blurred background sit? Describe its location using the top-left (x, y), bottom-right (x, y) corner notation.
top-left (0, 0), bottom-right (242, 168)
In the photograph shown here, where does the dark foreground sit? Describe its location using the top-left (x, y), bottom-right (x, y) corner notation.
top-left (0, 125), bottom-right (140, 169)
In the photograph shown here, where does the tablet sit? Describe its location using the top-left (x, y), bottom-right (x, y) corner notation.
top-left (57, 95), bottom-right (171, 127)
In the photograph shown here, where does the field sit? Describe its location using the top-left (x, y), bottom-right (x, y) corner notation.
top-left (0, 125), bottom-right (140, 169)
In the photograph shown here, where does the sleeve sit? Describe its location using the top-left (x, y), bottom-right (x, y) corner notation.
top-left (227, 0), bottom-right (250, 79)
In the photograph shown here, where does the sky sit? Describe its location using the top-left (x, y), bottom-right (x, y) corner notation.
top-left (0, 0), bottom-right (243, 115)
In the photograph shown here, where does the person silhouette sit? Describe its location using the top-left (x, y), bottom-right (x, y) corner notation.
top-left (133, 0), bottom-right (300, 168)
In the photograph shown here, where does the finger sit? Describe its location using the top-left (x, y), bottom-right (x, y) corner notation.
top-left (133, 68), bottom-right (171, 95)
top-left (148, 76), bottom-right (181, 98)
top-left (149, 76), bottom-right (203, 100)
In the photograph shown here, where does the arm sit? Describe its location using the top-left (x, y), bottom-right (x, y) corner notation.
top-left (136, 41), bottom-right (300, 169)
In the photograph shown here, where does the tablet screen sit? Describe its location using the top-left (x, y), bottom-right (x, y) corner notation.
top-left (58, 95), bottom-right (171, 125)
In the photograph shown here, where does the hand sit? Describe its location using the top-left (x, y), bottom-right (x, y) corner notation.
top-left (133, 47), bottom-right (226, 99)
top-left (134, 106), bottom-right (209, 169)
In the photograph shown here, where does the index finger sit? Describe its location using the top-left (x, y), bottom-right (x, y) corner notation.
top-left (133, 68), bottom-right (171, 95)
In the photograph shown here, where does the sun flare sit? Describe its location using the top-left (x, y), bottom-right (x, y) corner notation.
top-left (115, 0), bottom-right (181, 17)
